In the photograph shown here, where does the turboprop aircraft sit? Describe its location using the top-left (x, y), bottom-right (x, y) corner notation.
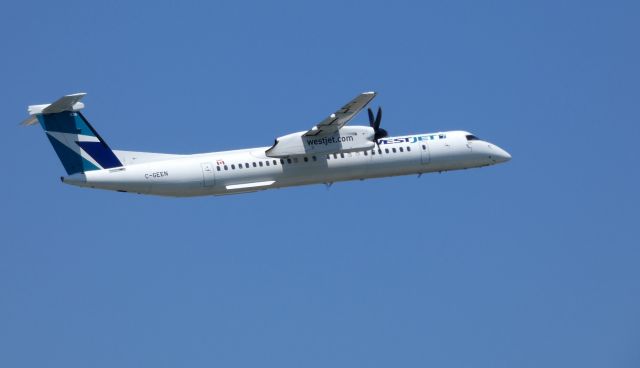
top-left (22, 92), bottom-right (511, 197)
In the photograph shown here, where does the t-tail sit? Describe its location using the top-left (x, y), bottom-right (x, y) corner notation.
top-left (22, 93), bottom-right (122, 176)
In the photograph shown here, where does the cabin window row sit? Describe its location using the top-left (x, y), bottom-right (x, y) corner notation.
top-left (326, 145), bottom-right (417, 159)
top-left (217, 156), bottom-right (318, 171)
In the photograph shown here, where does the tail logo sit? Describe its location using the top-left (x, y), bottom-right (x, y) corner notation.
top-left (37, 111), bottom-right (122, 175)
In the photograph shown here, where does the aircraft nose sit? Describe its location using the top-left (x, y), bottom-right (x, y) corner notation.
top-left (491, 145), bottom-right (511, 163)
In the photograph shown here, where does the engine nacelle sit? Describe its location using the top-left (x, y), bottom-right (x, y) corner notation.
top-left (266, 126), bottom-right (376, 157)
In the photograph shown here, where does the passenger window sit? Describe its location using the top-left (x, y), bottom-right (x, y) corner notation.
top-left (312, 156), bottom-right (317, 161)
top-left (216, 166), bottom-right (221, 171)
top-left (280, 159), bottom-right (284, 164)
top-left (259, 161), bottom-right (263, 167)
top-left (340, 153), bottom-right (344, 158)
top-left (392, 148), bottom-right (397, 153)
top-left (407, 146), bottom-right (411, 152)
top-left (304, 157), bottom-right (308, 162)
top-left (273, 160), bottom-right (277, 165)
top-left (378, 149), bottom-right (382, 154)
top-left (399, 147), bottom-right (404, 152)
top-left (266, 161), bottom-right (270, 166)
top-left (371, 150), bottom-right (375, 155)
top-left (237, 164), bottom-right (242, 169)
top-left (333, 153), bottom-right (338, 159)
top-left (385, 148), bottom-right (389, 154)
top-left (231, 164), bottom-right (235, 169)
top-left (287, 158), bottom-right (292, 164)
top-left (422, 145), bottom-right (426, 150)
top-left (245, 163), bottom-right (249, 168)
top-left (364, 151), bottom-right (368, 156)
top-left (224, 165), bottom-right (228, 170)
top-left (252, 162), bottom-right (257, 167)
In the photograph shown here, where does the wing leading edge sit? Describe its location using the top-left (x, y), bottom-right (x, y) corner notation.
top-left (303, 91), bottom-right (376, 136)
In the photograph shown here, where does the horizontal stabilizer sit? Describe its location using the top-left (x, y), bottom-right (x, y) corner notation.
top-left (21, 93), bottom-right (87, 126)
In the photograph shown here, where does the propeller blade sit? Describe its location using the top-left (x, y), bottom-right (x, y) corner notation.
top-left (374, 107), bottom-right (382, 131)
top-left (368, 108), bottom-right (375, 127)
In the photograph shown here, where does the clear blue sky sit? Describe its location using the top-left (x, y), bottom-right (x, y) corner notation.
top-left (1, 1), bottom-right (639, 367)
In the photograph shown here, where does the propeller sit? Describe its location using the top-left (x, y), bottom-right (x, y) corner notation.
top-left (368, 106), bottom-right (388, 142)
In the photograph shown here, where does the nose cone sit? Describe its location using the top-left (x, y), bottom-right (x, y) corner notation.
top-left (491, 145), bottom-right (512, 164)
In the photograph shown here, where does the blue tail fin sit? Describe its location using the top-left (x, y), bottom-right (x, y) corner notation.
top-left (24, 93), bottom-right (122, 175)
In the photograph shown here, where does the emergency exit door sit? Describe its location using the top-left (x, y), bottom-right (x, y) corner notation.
top-left (201, 162), bottom-right (215, 187)
top-left (420, 142), bottom-right (431, 165)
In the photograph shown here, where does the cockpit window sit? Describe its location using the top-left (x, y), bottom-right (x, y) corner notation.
top-left (466, 135), bottom-right (480, 141)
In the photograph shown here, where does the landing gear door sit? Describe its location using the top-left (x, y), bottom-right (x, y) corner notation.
top-left (201, 162), bottom-right (215, 187)
top-left (420, 141), bottom-right (431, 165)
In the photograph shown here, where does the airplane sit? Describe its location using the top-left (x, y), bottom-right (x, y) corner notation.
top-left (22, 91), bottom-right (511, 197)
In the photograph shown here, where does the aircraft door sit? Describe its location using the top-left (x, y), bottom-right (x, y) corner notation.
top-left (420, 141), bottom-right (431, 165)
top-left (201, 162), bottom-right (216, 187)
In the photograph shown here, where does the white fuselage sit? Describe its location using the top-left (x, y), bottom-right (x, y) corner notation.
top-left (62, 130), bottom-right (511, 197)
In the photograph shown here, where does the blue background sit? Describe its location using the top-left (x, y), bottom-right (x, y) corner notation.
top-left (1, 1), bottom-right (639, 367)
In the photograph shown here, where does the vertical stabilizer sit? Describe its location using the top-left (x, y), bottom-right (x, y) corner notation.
top-left (23, 93), bottom-right (122, 175)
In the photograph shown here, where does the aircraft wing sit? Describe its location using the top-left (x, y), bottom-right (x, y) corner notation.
top-left (303, 91), bottom-right (376, 136)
